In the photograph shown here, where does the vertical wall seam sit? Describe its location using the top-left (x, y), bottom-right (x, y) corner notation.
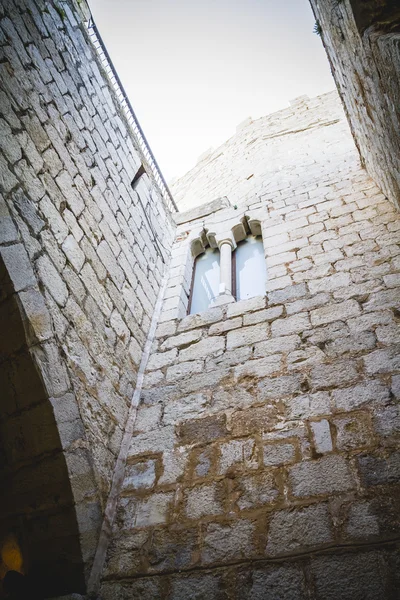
top-left (87, 266), bottom-right (170, 597)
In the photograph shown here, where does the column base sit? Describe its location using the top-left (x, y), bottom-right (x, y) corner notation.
top-left (211, 293), bottom-right (235, 307)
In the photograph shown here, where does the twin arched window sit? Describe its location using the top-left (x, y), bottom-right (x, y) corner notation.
top-left (188, 235), bottom-right (267, 315)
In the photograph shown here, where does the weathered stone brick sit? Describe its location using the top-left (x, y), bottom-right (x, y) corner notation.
top-left (253, 334), bottom-right (301, 357)
top-left (267, 283), bottom-right (307, 305)
top-left (218, 438), bottom-right (258, 474)
top-left (230, 404), bottom-right (280, 437)
top-left (271, 313), bottom-right (311, 337)
top-left (263, 441), bottom-right (296, 467)
top-left (363, 346), bottom-right (400, 375)
top-left (123, 459), bottom-right (157, 491)
top-left (310, 361), bottom-right (359, 391)
top-left (311, 552), bottom-right (387, 600)
top-left (333, 414), bottom-right (372, 451)
top-left (266, 504), bottom-right (333, 555)
top-left (184, 482), bottom-right (224, 519)
top-left (310, 299), bottom-right (361, 326)
top-left (358, 452), bottom-right (400, 487)
top-left (227, 323), bottom-right (269, 350)
top-left (179, 336), bottom-right (225, 362)
top-left (308, 272), bottom-right (350, 294)
top-left (147, 348), bottom-right (178, 372)
top-left (289, 455), bottom-right (354, 497)
top-left (119, 492), bottom-right (173, 528)
top-left (202, 520), bottom-right (256, 564)
top-left (310, 419), bottom-right (333, 454)
top-left (227, 295), bottom-right (266, 318)
top-left (258, 374), bottom-right (303, 401)
top-left (332, 381), bottom-right (390, 411)
top-left (243, 305), bottom-right (283, 326)
top-left (325, 331), bottom-right (376, 357)
top-left (178, 307), bottom-right (224, 332)
top-left (177, 413), bottom-right (227, 446)
top-left (235, 472), bottom-right (279, 510)
top-left (286, 391), bottom-right (331, 420)
top-left (236, 564), bottom-right (307, 600)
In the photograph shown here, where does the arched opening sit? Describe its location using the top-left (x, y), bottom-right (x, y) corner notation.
top-left (0, 257), bottom-right (85, 598)
top-left (233, 235), bottom-right (267, 301)
top-left (188, 246), bottom-right (221, 314)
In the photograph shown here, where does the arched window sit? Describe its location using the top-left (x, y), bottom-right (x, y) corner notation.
top-left (188, 247), bottom-right (220, 314)
top-left (233, 235), bottom-right (267, 301)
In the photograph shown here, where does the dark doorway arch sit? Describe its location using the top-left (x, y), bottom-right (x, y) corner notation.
top-left (0, 255), bottom-right (85, 598)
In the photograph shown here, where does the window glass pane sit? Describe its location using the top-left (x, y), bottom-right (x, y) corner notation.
top-left (190, 247), bottom-right (220, 314)
top-left (235, 236), bottom-right (267, 301)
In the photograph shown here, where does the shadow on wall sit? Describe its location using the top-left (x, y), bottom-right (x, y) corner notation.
top-left (0, 257), bottom-right (85, 598)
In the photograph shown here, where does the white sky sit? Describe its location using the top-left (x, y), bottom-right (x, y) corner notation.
top-left (88, 0), bottom-right (335, 181)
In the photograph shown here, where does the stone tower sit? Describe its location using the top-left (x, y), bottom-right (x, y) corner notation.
top-left (0, 1), bottom-right (399, 599)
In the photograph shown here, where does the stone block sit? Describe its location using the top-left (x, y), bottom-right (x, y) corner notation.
top-left (169, 573), bottom-right (226, 600)
top-left (148, 526), bottom-right (198, 573)
top-left (202, 520), bottom-right (256, 564)
top-left (325, 331), bottom-right (376, 357)
top-left (237, 564), bottom-right (307, 600)
top-left (373, 405), bottom-right (400, 440)
top-left (61, 234), bottom-right (85, 272)
top-left (308, 272), bottom-right (350, 294)
top-left (289, 455), bottom-right (354, 497)
top-left (311, 552), bottom-right (387, 600)
top-left (333, 414), bottom-right (372, 451)
top-left (310, 299), bottom-right (361, 326)
top-left (18, 288), bottom-right (52, 342)
top-left (235, 472), bottom-right (279, 510)
top-left (253, 334), bottom-right (301, 357)
top-left (209, 316), bottom-right (243, 335)
top-left (166, 360), bottom-right (204, 382)
top-left (0, 195), bottom-right (18, 243)
top-left (266, 503), bottom-right (333, 555)
top-left (179, 336), bottom-right (225, 362)
top-left (147, 348), bottom-right (178, 371)
top-left (230, 404), bottom-right (281, 437)
top-left (363, 346), bottom-right (400, 375)
top-left (184, 482), bottom-right (224, 519)
top-left (226, 295), bottom-right (266, 318)
top-left (158, 448), bottom-right (188, 485)
top-left (129, 426), bottom-right (175, 457)
top-left (287, 347), bottom-right (325, 370)
top-left (263, 441), bottom-right (296, 467)
top-left (123, 459), bottom-right (157, 491)
top-left (177, 413), bottom-right (227, 446)
top-left (346, 501), bottom-right (379, 539)
top-left (0, 244), bottom-right (36, 292)
top-left (286, 293), bottom-right (330, 316)
top-left (227, 323), bottom-right (269, 350)
top-left (357, 452), bottom-right (400, 487)
top-left (267, 283), bottom-right (307, 305)
top-left (332, 380), bottom-right (390, 412)
top-left (271, 313), bottom-right (311, 337)
top-left (286, 392), bottom-right (331, 420)
top-left (218, 438), bottom-right (259, 474)
top-left (258, 374), bottom-right (303, 401)
top-left (119, 492), bottom-right (174, 528)
top-left (178, 307), bottom-right (224, 332)
top-left (310, 360), bottom-right (359, 391)
top-left (160, 328), bottom-right (202, 350)
top-left (234, 355), bottom-right (282, 379)
top-left (162, 392), bottom-right (209, 425)
top-left (310, 419), bottom-right (333, 454)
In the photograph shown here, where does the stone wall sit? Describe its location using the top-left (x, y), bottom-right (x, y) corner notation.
top-left (170, 91), bottom-right (357, 212)
top-left (0, 0), bottom-right (174, 593)
top-left (103, 100), bottom-right (400, 596)
top-left (309, 0), bottom-right (400, 210)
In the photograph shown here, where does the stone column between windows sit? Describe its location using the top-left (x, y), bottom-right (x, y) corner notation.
top-left (212, 239), bottom-right (235, 306)
top-left (220, 241), bottom-right (233, 295)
